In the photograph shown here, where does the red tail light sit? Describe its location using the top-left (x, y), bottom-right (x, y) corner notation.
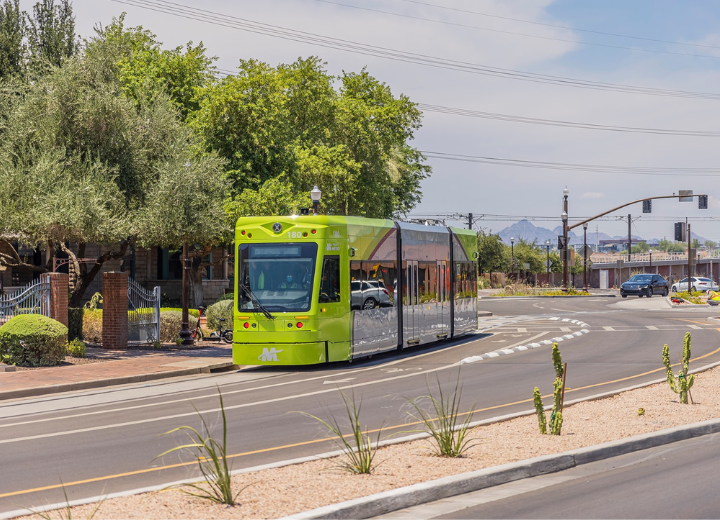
top-left (382, 289), bottom-right (389, 295)
top-left (297, 322), bottom-right (303, 328)
top-left (243, 322), bottom-right (249, 329)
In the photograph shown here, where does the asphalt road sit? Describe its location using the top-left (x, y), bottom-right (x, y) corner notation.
top-left (386, 432), bottom-right (720, 520)
top-left (1, 295), bottom-right (719, 516)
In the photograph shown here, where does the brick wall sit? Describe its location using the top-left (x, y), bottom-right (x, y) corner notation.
top-left (102, 271), bottom-right (128, 350)
top-left (45, 273), bottom-right (69, 328)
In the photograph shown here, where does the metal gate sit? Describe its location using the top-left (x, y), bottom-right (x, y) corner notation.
top-left (0, 275), bottom-right (51, 327)
top-left (127, 278), bottom-right (160, 344)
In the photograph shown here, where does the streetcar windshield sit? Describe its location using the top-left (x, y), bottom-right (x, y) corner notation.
top-left (238, 243), bottom-right (317, 313)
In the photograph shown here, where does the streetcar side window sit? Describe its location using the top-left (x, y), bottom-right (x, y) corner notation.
top-left (319, 256), bottom-right (341, 303)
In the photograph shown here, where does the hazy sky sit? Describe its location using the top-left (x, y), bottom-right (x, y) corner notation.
top-left (27, 0), bottom-right (720, 240)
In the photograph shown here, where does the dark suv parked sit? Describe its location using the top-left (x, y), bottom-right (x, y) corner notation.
top-left (620, 274), bottom-right (669, 298)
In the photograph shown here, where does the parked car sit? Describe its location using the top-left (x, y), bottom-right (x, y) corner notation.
top-left (620, 274), bottom-right (669, 298)
top-left (351, 280), bottom-right (392, 310)
top-left (671, 277), bottom-right (719, 293)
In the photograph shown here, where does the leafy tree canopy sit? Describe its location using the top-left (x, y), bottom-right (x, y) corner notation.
top-left (0, 19), bottom-right (228, 305)
top-left (192, 57), bottom-right (430, 219)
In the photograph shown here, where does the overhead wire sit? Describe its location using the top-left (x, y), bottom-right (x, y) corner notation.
top-left (420, 151), bottom-right (720, 175)
top-left (395, 0), bottom-right (720, 52)
top-left (111, 0), bottom-right (720, 100)
top-left (417, 103), bottom-right (720, 137)
top-left (310, 0), bottom-right (720, 60)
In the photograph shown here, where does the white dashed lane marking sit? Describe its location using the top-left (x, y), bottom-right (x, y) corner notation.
top-left (603, 326), bottom-right (616, 331)
top-left (460, 318), bottom-right (592, 365)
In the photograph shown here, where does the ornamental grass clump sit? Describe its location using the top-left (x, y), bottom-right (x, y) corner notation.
top-left (662, 332), bottom-right (695, 404)
top-left (533, 343), bottom-right (565, 435)
top-left (403, 371), bottom-right (478, 458)
top-left (299, 388), bottom-right (382, 474)
top-left (157, 388), bottom-right (242, 505)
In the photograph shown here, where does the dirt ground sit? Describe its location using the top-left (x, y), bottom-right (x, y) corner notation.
top-left (15, 356), bottom-right (720, 520)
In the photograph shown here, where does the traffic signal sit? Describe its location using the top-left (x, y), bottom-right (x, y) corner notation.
top-left (642, 200), bottom-right (652, 213)
top-left (699, 195), bottom-right (708, 209)
top-left (557, 235), bottom-right (564, 250)
top-left (675, 222), bottom-right (686, 242)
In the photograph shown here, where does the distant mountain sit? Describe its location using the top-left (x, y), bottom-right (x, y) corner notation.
top-left (497, 220), bottom-right (608, 247)
top-left (494, 220), bottom-right (675, 247)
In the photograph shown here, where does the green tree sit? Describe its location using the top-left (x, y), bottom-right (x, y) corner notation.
top-left (476, 230), bottom-right (506, 274)
top-left (26, 0), bottom-right (78, 73)
top-left (658, 239), bottom-right (686, 253)
top-left (705, 240), bottom-right (717, 249)
top-left (0, 28), bottom-right (227, 307)
top-left (691, 238), bottom-right (701, 249)
top-left (193, 57), bottom-right (429, 219)
top-left (631, 241), bottom-right (649, 253)
top-left (0, 0), bottom-right (23, 79)
top-left (97, 15), bottom-right (216, 120)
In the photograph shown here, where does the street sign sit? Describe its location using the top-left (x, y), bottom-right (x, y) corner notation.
top-left (580, 245), bottom-right (594, 256)
top-left (523, 263), bottom-right (530, 270)
top-left (617, 259), bottom-right (624, 268)
top-left (679, 190), bottom-right (693, 203)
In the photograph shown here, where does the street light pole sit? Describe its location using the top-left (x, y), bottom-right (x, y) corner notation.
top-left (583, 223), bottom-right (588, 292)
top-left (545, 240), bottom-right (550, 286)
top-left (562, 186), bottom-right (569, 291)
top-left (180, 242), bottom-right (193, 345)
top-left (510, 236), bottom-right (515, 279)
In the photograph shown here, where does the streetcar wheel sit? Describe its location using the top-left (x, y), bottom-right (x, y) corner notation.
top-left (222, 330), bottom-right (233, 344)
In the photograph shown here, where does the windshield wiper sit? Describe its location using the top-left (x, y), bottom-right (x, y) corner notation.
top-left (239, 283), bottom-right (276, 320)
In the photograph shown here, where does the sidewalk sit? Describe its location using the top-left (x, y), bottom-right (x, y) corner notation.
top-left (0, 344), bottom-right (236, 401)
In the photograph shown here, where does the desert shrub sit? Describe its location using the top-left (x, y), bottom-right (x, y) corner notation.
top-left (160, 311), bottom-right (198, 342)
top-left (206, 300), bottom-right (233, 331)
top-left (66, 338), bottom-right (86, 358)
top-left (0, 314), bottom-right (68, 366)
top-left (82, 309), bottom-right (103, 344)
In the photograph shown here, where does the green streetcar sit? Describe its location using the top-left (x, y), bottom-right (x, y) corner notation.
top-left (233, 215), bottom-right (477, 365)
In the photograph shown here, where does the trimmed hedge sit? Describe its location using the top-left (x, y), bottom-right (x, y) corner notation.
top-left (160, 311), bottom-right (198, 342)
top-left (0, 314), bottom-right (68, 367)
top-left (206, 299), bottom-right (233, 331)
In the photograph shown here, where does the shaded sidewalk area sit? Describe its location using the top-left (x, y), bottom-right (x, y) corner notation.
top-left (0, 344), bottom-right (236, 401)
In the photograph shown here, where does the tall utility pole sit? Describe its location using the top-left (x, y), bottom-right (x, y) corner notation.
top-left (687, 220), bottom-right (692, 287)
top-left (627, 214), bottom-right (632, 262)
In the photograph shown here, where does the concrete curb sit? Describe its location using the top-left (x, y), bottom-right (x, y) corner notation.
top-left (665, 296), bottom-right (714, 308)
top-left (0, 362), bottom-right (236, 401)
top-left (285, 419), bottom-right (720, 520)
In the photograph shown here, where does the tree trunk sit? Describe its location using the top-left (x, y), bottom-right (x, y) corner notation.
top-left (189, 259), bottom-right (205, 309)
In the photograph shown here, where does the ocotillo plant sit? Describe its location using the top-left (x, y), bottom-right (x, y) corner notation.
top-left (662, 332), bottom-right (695, 404)
top-left (533, 343), bottom-right (565, 435)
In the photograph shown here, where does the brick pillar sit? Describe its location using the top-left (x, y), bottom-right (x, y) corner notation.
top-left (102, 271), bottom-right (128, 350)
top-left (44, 273), bottom-right (69, 328)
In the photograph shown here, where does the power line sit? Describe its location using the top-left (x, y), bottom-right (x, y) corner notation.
top-left (421, 151), bottom-right (720, 175)
top-left (395, 0), bottom-right (720, 52)
top-left (418, 103), bottom-right (720, 137)
top-left (310, 0), bottom-right (720, 60)
top-left (111, 0), bottom-right (720, 101)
